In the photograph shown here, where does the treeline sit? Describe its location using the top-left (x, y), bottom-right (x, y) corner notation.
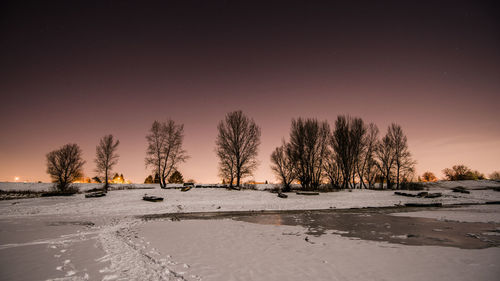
top-left (271, 116), bottom-right (416, 191)
top-left (44, 109), bottom-right (497, 192)
top-left (44, 110), bottom-right (416, 191)
top-left (419, 165), bottom-right (498, 182)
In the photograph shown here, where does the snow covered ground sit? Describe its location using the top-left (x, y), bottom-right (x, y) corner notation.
top-left (1, 181), bottom-right (500, 218)
top-left (1, 181), bottom-right (499, 281)
top-left (392, 205), bottom-right (500, 223)
top-left (138, 219), bottom-right (500, 281)
top-left (426, 180), bottom-right (500, 190)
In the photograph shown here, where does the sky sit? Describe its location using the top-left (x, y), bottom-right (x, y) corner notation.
top-left (1, 0), bottom-right (499, 183)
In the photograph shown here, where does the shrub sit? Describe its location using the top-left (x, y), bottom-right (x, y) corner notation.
top-left (41, 185), bottom-right (79, 197)
top-left (443, 165), bottom-right (484, 181)
top-left (400, 181), bottom-right (425, 191)
top-left (421, 171), bottom-right (438, 182)
top-left (488, 171), bottom-right (500, 181)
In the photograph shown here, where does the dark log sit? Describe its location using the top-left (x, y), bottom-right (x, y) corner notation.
top-left (85, 192), bottom-right (106, 198)
top-left (143, 195), bottom-right (164, 202)
top-left (404, 203), bottom-right (442, 207)
top-left (296, 191), bottom-right (319, 195)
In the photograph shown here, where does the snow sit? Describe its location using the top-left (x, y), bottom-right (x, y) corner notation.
top-left (426, 180), bottom-right (500, 190)
top-left (138, 219), bottom-right (500, 281)
top-left (1, 181), bottom-right (500, 281)
top-left (1, 182), bottom-right (500, 219)
top-left (391, 205), bottom-right (500, 223)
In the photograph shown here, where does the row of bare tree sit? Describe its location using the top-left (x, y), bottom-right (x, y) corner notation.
top-left (46, 135), bottom-right (120, 191)
top-left (46, 110), bottom-right (415, 191)
top-left (144, 110), bottom-right (262, 189)
top-left (271, 116), bottom-right (416, 191)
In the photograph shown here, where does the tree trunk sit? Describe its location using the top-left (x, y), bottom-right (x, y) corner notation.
top-left (396, 165), bottom-right (400, 190)
top-left (160, 175), bottom-right (166, 188)
top-left (104, 167), bottom-right (109, 192)
top-left (236, 165), bottom-right (241, 187)
top-left (358, 164), bottom-right (366, 189)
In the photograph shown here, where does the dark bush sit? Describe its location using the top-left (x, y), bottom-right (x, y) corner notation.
top-left (400, 182), bottom-right (425, 190)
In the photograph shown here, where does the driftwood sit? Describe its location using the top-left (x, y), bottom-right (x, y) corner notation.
top-left (277, 192), bottom-right (288, 198)
top-left (85, 192), bottom-right (106, 198)
top-left (143, 195), bottom-right (164, 202)
top-left (296, 191), bottom-right (319, 196)
top-left (425, 192), bottom-right (442, 198)
top-left (485, 201), bottom-right (500, 205)
top-left (404, 203), bottom-right (442, 207)
top-left (181, 186), bottom-right (192, 192)
top-left (452, 187), bottom-right (470, 194)
top-left (394, 191), bottom-right (442, 198)
top-left (41, 191), bottom-right (76, 197)
top-left (394, 191), bottom-right (416, 197)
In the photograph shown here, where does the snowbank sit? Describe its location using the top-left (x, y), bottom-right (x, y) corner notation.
top-left (427, 180), bottom-right (500, 190)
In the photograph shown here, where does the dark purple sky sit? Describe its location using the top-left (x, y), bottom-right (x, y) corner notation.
top-left (1, 0), bottom-right (499, 183)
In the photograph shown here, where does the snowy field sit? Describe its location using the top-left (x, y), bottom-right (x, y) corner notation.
top-left (1, 181), bottom-right (499, 280)
top-left (138, 218), bottom-right (500, 281)
top-left (1, 180), bottom-right (500, 218)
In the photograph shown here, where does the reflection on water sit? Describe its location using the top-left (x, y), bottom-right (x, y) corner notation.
top-left (249, 214), bottom-right (284, 226)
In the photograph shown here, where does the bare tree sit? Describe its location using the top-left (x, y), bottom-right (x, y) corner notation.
top-left (349, 117), bottom-right (366, 188)
top-left (387, 123), bottom-right (416, 189)
top-left (288, 118), bottom-right (330, 190)
top-left (357, 123), bottom-right (379, 188)
top-left (216, 110), bottom-right (261, 187)
top-left (145, 119), bottom-right (188, 188)
top-left (331, 115), bottom-right (366, 189)
top-left (363, 156), bottom-right (379, 188)
top-left (95, 134), bottom-right (120, 191)
top-left (46, 143), bottom-right (86, 191)
top-left (323, 148), bottom-right (341, 188)
top-left (489, 171), bottom-right (500, 181)
top-left (376, 132), bottom-right (395, 189)
top-left (443, 164), bottom-right (470, 180)
top-left (218, 151), bottom-right (236, 186)
top-left (270, 141), bottom-right (295, 192)
top-left (443, 164), bottom-right (484, 180)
